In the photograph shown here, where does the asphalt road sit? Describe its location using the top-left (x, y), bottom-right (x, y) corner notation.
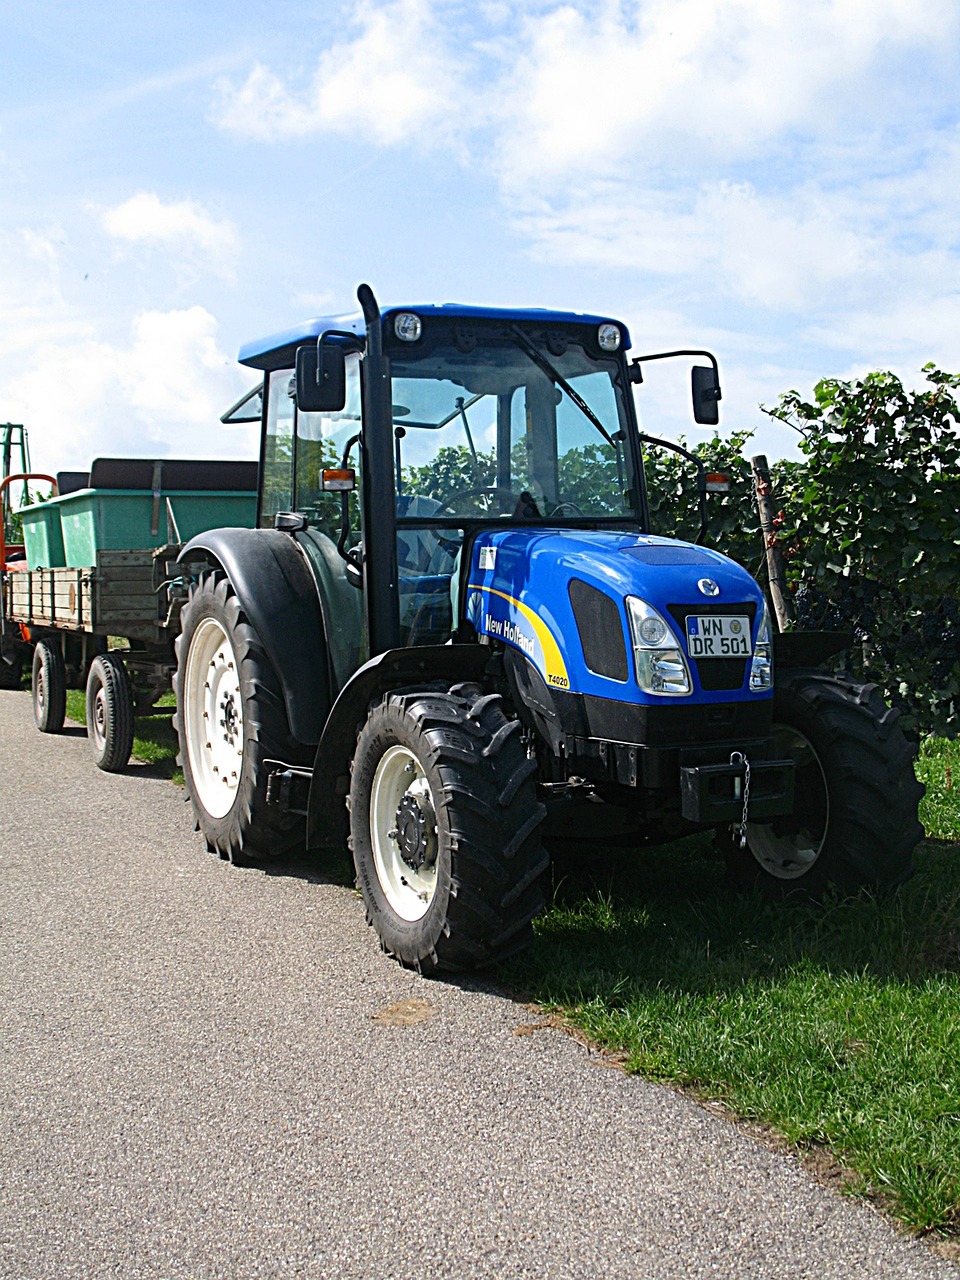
top-left (0, 688), bottom-right (956, 1280)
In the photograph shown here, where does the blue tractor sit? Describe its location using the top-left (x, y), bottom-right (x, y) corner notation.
top-left (172, 285), bottom-right (922, 972)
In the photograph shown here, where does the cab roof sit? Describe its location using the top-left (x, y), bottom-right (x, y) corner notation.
top-left (238, 303), bottom-right (631, 371)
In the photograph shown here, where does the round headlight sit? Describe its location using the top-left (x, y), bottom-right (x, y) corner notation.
top-left (394, 312), bottom-right (422, 342)
top-left (597, 323), bottom-right (621, 352)
top-left (639, 616), bottom-right (667, 645)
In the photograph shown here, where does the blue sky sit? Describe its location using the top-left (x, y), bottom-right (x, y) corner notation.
top-left (2, 0), bottom-right (959, 476)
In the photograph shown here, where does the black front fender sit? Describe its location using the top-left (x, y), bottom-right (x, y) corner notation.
top-left (305, 643), bottom-right (490, 850)
top-left (179, 527), bottom-right (330, 745)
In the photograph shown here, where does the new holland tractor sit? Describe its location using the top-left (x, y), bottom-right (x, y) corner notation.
top-left (172, 284), bottom-right (922, 972)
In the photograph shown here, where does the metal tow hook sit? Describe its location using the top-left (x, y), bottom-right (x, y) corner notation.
top-left (730, 751), bottom-right (751, 848)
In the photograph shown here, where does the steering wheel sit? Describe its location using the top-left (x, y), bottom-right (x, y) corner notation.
top-left (438, 486), bottom-right (521, 517)
top-left (549, 501), bottom-right (585, 517)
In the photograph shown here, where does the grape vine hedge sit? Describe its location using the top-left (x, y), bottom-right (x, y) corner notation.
top-left (647, 367), bottom-right (960, 737)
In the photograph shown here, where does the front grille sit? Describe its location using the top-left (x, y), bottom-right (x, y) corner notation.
top-left (696, 657), bottom-right (749, 691)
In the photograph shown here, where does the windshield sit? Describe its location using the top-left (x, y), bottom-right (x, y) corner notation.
top-left (390, 338), bottom-right (638, 520)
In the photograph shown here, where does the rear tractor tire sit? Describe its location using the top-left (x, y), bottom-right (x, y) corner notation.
top-left (722, 670), bottom-right (923, 895)
top-left (85, 653), bottom-right (135, 773)
top-left (173, 570), bottom-right (305, 865)
top-left (32, 640), bottom-right (66, 734)
top-left (349, 684), bottom-right (548, 974)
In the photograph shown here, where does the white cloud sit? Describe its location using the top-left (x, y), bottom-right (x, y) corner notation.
top-left (212, 0), bottom-right (458, 146)
top-left (511, 183), bottom-right (707, 275)
top-left (0, 206), bottom-right (259, 480)
top-left (0, 288), bottom-right (253, 474)
top-left (805, 294), bottom-right (960, 374)
top-left (510, 178), bottom-right (879, 312)
top-left (494, 0), bottom-right (960, 394)
top-left (494, 0), bottom-right (960, 189)
top-left (210, 0), bottom-right (959, 173)
top-left (699, 183), bottom-right (876, 312)
top-left (100, 192), bottom-right (240, 283)
top-left (0, 228), bottom-right (91, 358)
top-left (120, 306), bottom-right (238, 427)
top-left (206, 1), bottom-right (960, 343)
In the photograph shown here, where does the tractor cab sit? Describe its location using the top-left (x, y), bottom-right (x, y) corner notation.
top-left (238, 301), bottom-right (663, 667)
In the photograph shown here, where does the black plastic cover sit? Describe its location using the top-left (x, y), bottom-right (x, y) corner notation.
top-left (90, 458), bottom-right (258, 492)
top-left (56, 471), bottom-right (89, 495)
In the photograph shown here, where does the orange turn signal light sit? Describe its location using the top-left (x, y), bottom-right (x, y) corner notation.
top-left (321, 468), bottom-right (356, 492)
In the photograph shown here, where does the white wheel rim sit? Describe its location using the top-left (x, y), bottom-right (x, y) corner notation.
top-left (183, 617), bottom-right (244, 820)
top-left (90, 680), bottom-right (107, 751)
top-left (370, 745), bottom-right (439, 921)
top-left (745, 727), bottom-right (828, 880)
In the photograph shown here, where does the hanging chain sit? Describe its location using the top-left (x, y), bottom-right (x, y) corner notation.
top-left (729, 751), bottom-right (751, 848)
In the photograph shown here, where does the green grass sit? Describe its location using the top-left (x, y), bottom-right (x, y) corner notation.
top-left (918, 735), bottom-right (960, 841)
top-left (65, 687), bottom-right (181, 781)
top-left (504, 736), bottom-right (960, 1238)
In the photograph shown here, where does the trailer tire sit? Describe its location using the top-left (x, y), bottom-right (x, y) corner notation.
top-left (722, 670), bottom-right (922, 895)
top-left (85, 653), bottom-right (135, 772)
top-left (349, 684), bottom-right (547, 974)
top-left (32, 640), bottom-right (66, 734)
top-left (174, 570), bottom-right (305, 864)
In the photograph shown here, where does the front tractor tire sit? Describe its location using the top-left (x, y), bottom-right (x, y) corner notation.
top-left (724, 669), bottom-right (923, 895)
top-left (349, 685), bottom-right (548, 974)
top-left (174, 570), bottom-right (304, 864)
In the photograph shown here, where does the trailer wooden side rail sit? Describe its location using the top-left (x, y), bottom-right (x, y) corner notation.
top-left (1, 543), bottom-right (189, 764)
top-left (4, 546), bottom-right (182, 638)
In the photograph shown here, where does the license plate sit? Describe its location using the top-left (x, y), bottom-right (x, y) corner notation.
top-left (686, 614), bottom-right (752, 658)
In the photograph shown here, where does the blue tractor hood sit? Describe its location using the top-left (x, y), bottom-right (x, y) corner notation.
top-left (462, 528), bottom-right (771, 707)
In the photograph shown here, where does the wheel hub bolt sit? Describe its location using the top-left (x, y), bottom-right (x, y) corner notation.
top-left (395, 794), bottom-right (431, 870)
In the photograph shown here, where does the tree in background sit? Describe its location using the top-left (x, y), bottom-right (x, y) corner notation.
top-left (767, 367), bottom-right (960, 736)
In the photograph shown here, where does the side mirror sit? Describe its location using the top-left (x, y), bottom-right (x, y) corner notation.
top-left (691, 364), bottom-right (721, 426)
top-left (296, 342), bottom-right (347, 413)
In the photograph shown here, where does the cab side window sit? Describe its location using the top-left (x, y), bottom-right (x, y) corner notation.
top-left (258, 356), bottom-right (362, 531)
top-left (259, 369), bottom-right (295, 528)
top-left (295, 354), bottom-right (362, 537)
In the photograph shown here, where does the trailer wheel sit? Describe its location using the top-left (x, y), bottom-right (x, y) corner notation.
top-left (349, 684), bottom-right (548, 974)
top-left (174, 570), bottom-right (304, 864)
top-left (85, 653), bottom-right (135, 772)
top-left (32, 640), bottom-right (66, 733)
top-left (722, 670), bottom-right (923, 894)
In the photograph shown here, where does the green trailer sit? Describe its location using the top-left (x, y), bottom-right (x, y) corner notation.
top-left (20, 458), bottom-right (257, 568)
top-left (1, 456), bottom-right (258, 770)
